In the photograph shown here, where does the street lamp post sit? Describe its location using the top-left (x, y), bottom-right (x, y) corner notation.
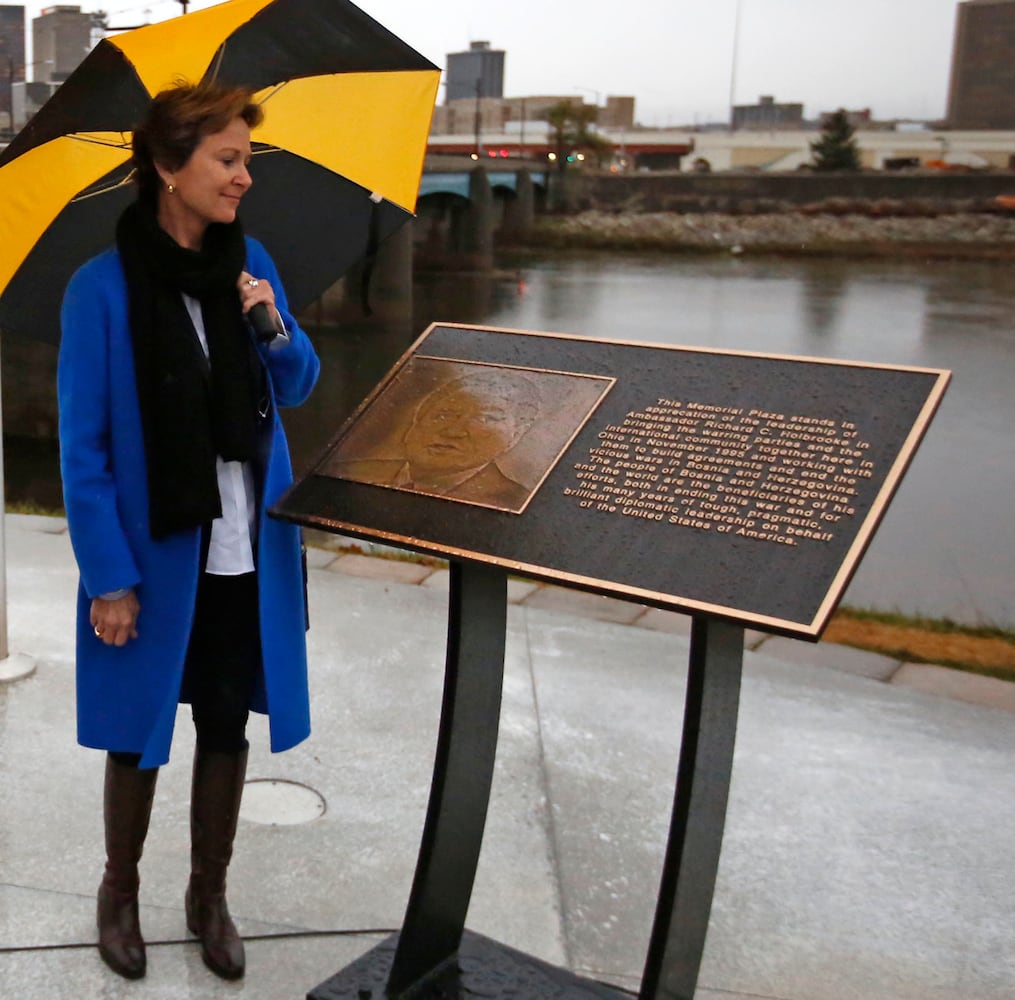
top-left (473, 77), bottom-right (482, 158)
top-left (0, 35), bottom-right (17, 121)
top-left (573, 84), bottom-right (601, 109)
top-left (27, 58), bottom-right (54, 83)
top-left (5, 58), bottom-right (13, 134)
top-left (729, 0), bottom-right (743, 131)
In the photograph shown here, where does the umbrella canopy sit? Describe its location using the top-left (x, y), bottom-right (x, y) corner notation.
top-left (0, 0), bottom-right (440, 342)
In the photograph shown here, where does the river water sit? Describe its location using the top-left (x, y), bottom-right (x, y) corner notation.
top-left (309, 251), bottom-right (1011, 628)
top-left (15, 251), bottom-right (1012, 627)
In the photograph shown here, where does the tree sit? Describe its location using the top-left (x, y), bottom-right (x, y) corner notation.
top-left (810, 109), bottom-right (861, 171)
top-left (544, 100), bottom-right (613, 174)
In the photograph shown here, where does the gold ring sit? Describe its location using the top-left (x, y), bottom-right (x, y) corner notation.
top-left (94, 626), bottom-right (102, 637)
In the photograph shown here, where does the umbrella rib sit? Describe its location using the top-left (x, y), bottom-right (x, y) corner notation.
top-left (72, 169), bottom-right (136, 203)
top-left (256, 82), bottom-right (289, 106)
top-left (69, 132), bottom-right (132, 150)
top-left (207, 42), bottom-right (227, 83)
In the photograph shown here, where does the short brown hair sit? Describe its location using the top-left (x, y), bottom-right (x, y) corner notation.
top-left (132, 80), bottom-right (264, 201)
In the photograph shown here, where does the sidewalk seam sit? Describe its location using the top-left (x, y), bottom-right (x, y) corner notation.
top-left (517, 603), bottom-right (574, 973)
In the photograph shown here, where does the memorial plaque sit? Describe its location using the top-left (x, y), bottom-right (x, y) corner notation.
top-left (273, 323), bottom-right (949, 638)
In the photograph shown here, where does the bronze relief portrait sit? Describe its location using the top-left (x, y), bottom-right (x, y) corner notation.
top-left (322, 356), bottom-right (614, 512)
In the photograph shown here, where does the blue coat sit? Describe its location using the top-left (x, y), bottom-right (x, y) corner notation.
top-left (58, 237), bottom-right (320, 768)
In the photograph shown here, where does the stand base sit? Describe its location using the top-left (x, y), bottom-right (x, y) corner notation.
top-left (0, 652), bottom-right (36, 684)
top-left (308, 930), bottom-right (629, 1000)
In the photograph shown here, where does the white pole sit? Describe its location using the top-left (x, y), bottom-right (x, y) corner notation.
top-left (0, 334), bottom-right (9, 661)
top-left (0, 334), bottom-right (37, 683)
top-left (729, 0), bottom-right (743, 131)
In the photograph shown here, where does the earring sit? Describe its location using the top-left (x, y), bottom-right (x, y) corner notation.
top-left (167, 183), bottom-right (175, 194)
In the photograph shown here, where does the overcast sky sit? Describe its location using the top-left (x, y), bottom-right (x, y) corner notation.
top-left (22, 0), bottom-right (968, 125)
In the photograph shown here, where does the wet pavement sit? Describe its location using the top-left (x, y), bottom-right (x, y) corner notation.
top-left (1, 513), bottom-right (1012, 999)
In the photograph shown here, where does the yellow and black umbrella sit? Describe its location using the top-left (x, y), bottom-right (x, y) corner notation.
top-left (0, 0), bottom-right (440, 342)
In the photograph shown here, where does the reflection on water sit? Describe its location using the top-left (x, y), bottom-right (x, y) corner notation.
top-left (800, 267), bottom-right (849, 337)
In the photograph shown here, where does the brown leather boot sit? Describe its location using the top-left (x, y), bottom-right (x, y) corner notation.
top-left (185, 746), bottom-right (247, 979)
top-left (96, 755), bottom-right (158, 979)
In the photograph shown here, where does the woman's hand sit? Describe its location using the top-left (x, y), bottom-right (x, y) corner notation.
top-left (238, 270), bottom-right (277, 317)
top-left (91, 591), bottom-right (140, 647)
top-left (238, 271), bottom-right (284, 340)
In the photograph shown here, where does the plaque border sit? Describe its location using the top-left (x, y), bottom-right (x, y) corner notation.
top-left (279, 323), bottom-right (951, 639)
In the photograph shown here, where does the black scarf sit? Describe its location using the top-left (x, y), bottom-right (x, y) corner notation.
top-left (117, 200), bottom-right (261, 540)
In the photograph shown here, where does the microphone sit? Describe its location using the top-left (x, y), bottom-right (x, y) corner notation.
top-left (248, 302), bottom-right (279, 343)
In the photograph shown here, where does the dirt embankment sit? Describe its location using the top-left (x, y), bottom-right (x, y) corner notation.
top-left (520, 210), bottom-right (1015, 258)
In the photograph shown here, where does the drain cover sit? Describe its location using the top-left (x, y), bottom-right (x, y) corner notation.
top-left (241, 779), bottom-right (326, 825)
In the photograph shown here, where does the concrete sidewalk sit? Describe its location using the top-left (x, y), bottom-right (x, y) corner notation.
top-left (0, 513), bottom-right (1012, 999)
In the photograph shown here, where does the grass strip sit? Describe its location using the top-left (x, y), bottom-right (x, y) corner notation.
top-left (827, 607), bottom-right (1015, 681)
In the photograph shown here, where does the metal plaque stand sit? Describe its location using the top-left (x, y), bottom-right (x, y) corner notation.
top-left (640, 617), bottom-right (744, 1000)
top-left (308, 563), bottom-right (744, 1000)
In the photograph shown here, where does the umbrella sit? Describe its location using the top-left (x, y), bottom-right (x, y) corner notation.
top-left (0, 0), bottom-right (438, 665)
top-left (0, 0), bottom-right (441, 343)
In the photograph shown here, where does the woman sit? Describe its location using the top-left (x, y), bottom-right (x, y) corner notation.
top-left (58, 81), bottom-right (320, 982)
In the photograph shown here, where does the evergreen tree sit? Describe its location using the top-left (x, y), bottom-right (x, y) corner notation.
top-left (810, 109), bottom-right (861, 171)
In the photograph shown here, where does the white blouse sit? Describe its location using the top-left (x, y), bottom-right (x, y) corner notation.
top-left (183, 294), bottom-right (257, 575)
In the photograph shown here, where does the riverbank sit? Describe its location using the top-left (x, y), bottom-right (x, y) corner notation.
top-left (826, 609), bottom-right (1014, 682)
top-left (520, 210), bottom-right (1015, 258)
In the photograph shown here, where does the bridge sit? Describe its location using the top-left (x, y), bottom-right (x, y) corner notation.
top-left (414, 157), bottom-right (546, 264)
top-left (305, 159), bottom-right (546, 325)
top-left (418, 164), bottom-right (547, 200)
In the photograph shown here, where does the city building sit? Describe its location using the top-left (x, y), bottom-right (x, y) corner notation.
top-left (432, 39), bottom-right (636, 142)
top-left (599, 96), bottom-right (636, 130)
top-left (430, 94), bottom-right (636, 139)
top-left (947, 0), bottom-right (1015, 129)
top-left (445, 40), bottom-right (505, 103)
top-left (0, 5), bottom-right (25, 131)
top-left (732, 95), bottom-right (804, 130)
top-left (426, 122), bottom-right (1015, 174)
top-left (430, 96), bottom-right (509, 138)
top-left (11, 80), bottom-right (58, 130)
top-left (32, 4), bottom-right (92, 84)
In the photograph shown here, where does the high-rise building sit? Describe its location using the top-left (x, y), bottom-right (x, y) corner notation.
top-left (445, 41), bottom-right (505, 104)
top-left (946, 0), bottom-right (1015, 129)
top-left (32, 4), bottom-right (93, 84)
top-left (0, 6), bottom-right (26, 129)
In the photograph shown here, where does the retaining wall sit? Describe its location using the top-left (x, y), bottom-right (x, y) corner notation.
top-left (568, 172), bottom-right (1015, 214)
